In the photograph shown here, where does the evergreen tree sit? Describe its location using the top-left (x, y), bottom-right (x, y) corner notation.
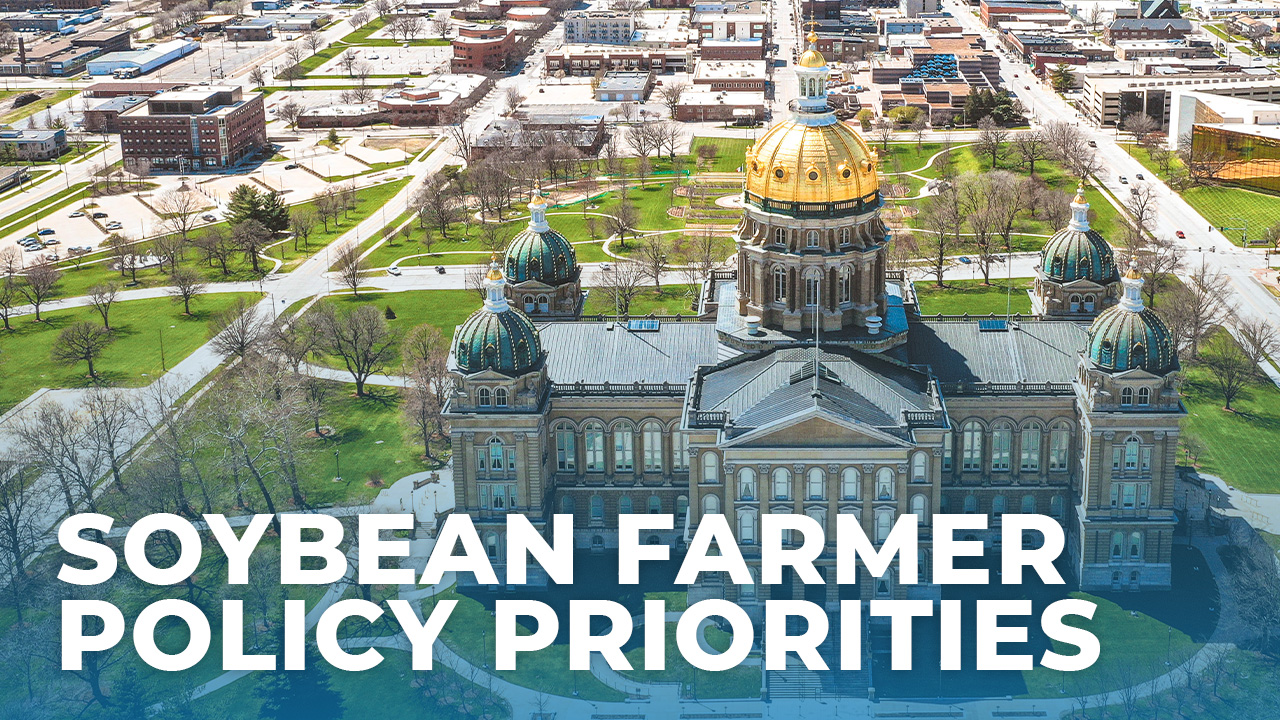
top-left (259, 190), bottom-right (290, 234)
top-left (1049, 63), bottom-right (1076, 93)
top-left (227, 184), bottom-right (264, 228)
top-left (254, 645), bottom-right (344, 720)
top-left (101, 667), bottom-right (153, 720)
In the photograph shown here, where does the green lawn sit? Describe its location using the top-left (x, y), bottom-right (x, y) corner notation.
top-left (1080, 648), bottom-right (1280, 720)
top-left (913, 278), bottom-right (1033, 316)
top-left (0, 181), bottom-right (91, 239)
top-left (0, 88), bottom-right (78, 125)
top-left (312, 290), bottom-right (478, 346)
top-left (1181, 185), bottom-right (1280, 247)
top-left (583, 283), bottom-right (700, 317)
top-left (1020, 592), bottom-right (1200, 698)
top-left (1263, 531), bottom-right (1280, 555)
top-left (0, 292), bottom-right (259, 414)
top-left (426, 587), bottom-right (628, 702)
top-left (1180, 362), bottom-right (1280, 493)
top-left (620, 624), bottom-right (761, 699)
top-left (690, 137), bottom-right (753, 173)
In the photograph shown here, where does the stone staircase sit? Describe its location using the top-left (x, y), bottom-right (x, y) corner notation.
top-left (765, 615), bottom-right (872, 699)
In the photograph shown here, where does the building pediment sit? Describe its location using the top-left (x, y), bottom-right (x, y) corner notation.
top-left (722, 405), bottom-right (912, 449)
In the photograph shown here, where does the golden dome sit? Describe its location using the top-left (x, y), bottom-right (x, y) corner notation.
top-left (798, 31), bottom-right (825, 68)
top-left (744, 117), bottom-right (879, 207)
top-left (485, 253), bottom-right (504, 281)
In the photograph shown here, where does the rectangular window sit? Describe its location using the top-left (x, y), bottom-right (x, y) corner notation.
top-left (1123, 483), bottom-right (1136, 508)
top-left (614, 431), bottom-right (634, 472)
top-left (1141, 447), bottom-right (1152, 473)
top-left (585, 429), bottom-right (604, 471)
top-left (1138, 483), bottom-right (1149, 509)
top-left (1020, 428), bottom-right (1040, 472)
top-left (476, 449), bottom-right (487, 473)
top-left (1112, 447), bottom-right (1122, 472)
top-left (1049, 429), bottom-right (1070, 471)
top-left (1110, 484), bottom-right (1119, 508)
top-left (992, 429), bottom-right (1011, 472)
top-left (556, 429), bottom-right (575, 472)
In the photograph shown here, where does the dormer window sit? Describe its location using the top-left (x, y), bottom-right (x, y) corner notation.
top-left (478, 387), bottom-right (491, 407)
top-left (495, 387), bottom-right (509, 407)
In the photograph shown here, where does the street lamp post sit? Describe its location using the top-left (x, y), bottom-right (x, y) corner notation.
top-left (334, 447), bottom-right (342, 481)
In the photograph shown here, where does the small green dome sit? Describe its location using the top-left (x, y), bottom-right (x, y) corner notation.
top-left (1086, 265), bottom-right (1178, 375)
top-left (452, 257), bottom-right (543, 376)
top-left (505, 229), bottom-right (578, 285)
top-left (504, 194), bottom-right (579, 286)
top-left (1040, 185), bottom-right (1118, 284)
top-left (454, 309), bottom-right (543, 375)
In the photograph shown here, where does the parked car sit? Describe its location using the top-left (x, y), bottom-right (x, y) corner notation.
top-left (92, 212), bottom-right (108, 218)
top-left (1136, 173), bottom-right (1145, 180)
top-left (201, 214), bottom-right (217, 221)
top-left (1118, 176), bottom-right (1128, 184)
top-left (43, 238), bottom-right (59, 246)
top-left (37, 228), bottom-right (55, 236)
top-left (68, 211), bottom-right (84, 217)
top-left (105, 221), bottom-right (123, 230)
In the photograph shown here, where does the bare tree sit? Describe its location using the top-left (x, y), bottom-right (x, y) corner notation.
top-left (87, 282), bottom-right (119, 329)
top-left (1012, 130), bottom-right (1049, 176)
top-left (658, 81), bottom-right (689, 118)
top-left (0, 452), bottom-right (51, 625)
top-left (194, 225), bottom-right (235, 275)
top-left (276, 99), bottom-right (303, 129)
top-left (975, 116), bottom-right (1009, 169)
top-left (51, 322), bottom-right (113, 379)
top-left (0, 276), bottom-right (17, 331)
top-left (1224, 538), bottom-right (1280, 650)
top-left (303, 30), bottom-right (324, 55)
top-left (82, 385), bottom-right (135, 495)
top-left (1235, 315), bottom-right (1279, 374)
top-left (290, 206), bottom-right (318, 251)
top-left (0, 246), bottom-right (20, 276)
top-left (1165, 260), bottom-right (1231, 358)
top-left (313, 302), bottom-right (397, 397)
top-left (1122, 112), bottom-right (1159, 149)
top-left (504, 86), bottom-right (525, 116)
top-left (431, 14), bottom-right (451, 37)
top-left (637, 235), bottom-right (668, 288)
top-left (909, 114), bottom-right (928, 151)
top-left (167, 267), bottom-right (207, 315)
top-left (916, 186), bottom-right (963, 288)
top-left (17, 264), bottom-right (60, 322)
top-left (156, 188), bottom-right (204, 241)
top-left (210, 296), bottom-right (267, 359)
top-left (597, 260), bottom-right (647, 315)
top-left (248, 64), bottom-right (266, 87)
top-left (605, 200), bottom-right (639, 246)
top-left (334, 244), bottom-right (367, 296)
top-left (1135, 234), bottom-right (1183, 308)
top-left (153, 232), bottom-right (185, 274)
top-left (401, 324), bottom-right (450, 461)
top-left (872, 118), bottom-right (895, 151)
top-left (232, 218), bottom-right (270, 275)
top-left (1123, 182), bottom-right (1160, 252)
top-left (1200, 328), bottom-right (1251, 411)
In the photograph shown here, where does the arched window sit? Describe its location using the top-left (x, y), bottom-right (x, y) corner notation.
top-left (772, 468), bottom-right (791, 501)
top-left (807, 467), bottom-right (825, 500)
top-left (477, 387), bottom-right (491, 407)
top-left (739, 512), bottom-right (756, 545)
top-left (673, 432), bottom-right (689, 470)
top-left (590, 495), bottom-right (604, 522)
top-left (839, 227), bottom-right (851, 245)
top-left (1049, 422), bottom-right (1071, 471)
top-left (555, 422), bottom-right (576, 471)
top-left (992, 422), bottom-right (1012, 471)
top-left (804, 272), bottom-right (819, 307)
top-left (1020, 424), bottom-right (1041, 472)
top-left (487, 438), bottom-right (506, 473)
top-left (1051, 495), bottom-right (1064, 518)
top-left (739, 468), bottom-right (757, 500)
top-left (561, 496), bottom-right (575, 515)
top-left (494, 387), bottom-right (508, 407)
top-left (841, 467), bottom-right (859, 500)
top-left (584, 422), bottom-right (605, 471)
top-left (613, 422), bottom-right (634, 472)
top-left (909, 494), bottom-right (928, 520)
top-left (1083, 293), bottom-right (1096, 312)
top-left (1138, 387), bottom-right (1151, 406)
top-left (839, 266), bottom-right (852, 303)
top-left (806, 506), bottom-right (826, 530)
top-left (702, 452), bottom-right (720, 484)
top-left (875, 510), bottom-right (893, 542)
top-left (1069, 293), bottom-right (1081, 312)
top-left (1111, 531), bottom-right (1124, 559)
top-left (1021, 495), bottom-right (1036, 514)
top-left (992, 494), bottom-right (1007, 517)
top-left (702, 494), bottom-right (720, 516)
top-left (964, 495), bottom-right (978, 514)
top-left (619, 496), bottom-right (633, 515)
top-left (772, 266), bottom-right (787, 304)
top-left (773, 227), bottom-right (785, 245)
top-left (911, 452), bottom-right (927, 482)
top-left (876, 467), bottom-right (894, 500)
top-left (806, 229), bottom-right (820, 248)
top-left (648, 496), bottom-right (661, 514)
top-left (1124, 436), bottom-right (1140, 471)
top-left (962, 421), bottom-right (983, 472)
top-left (536, 294), bottom-right (549, 313)
top-left (1129, 531), bottom-right (1143, 560)
top-left (524, 296), bottom-right (536, 313)
top-left (1121, 387), bottom-right (1133, 406)
top-left (642, 421), bottom-right (663, 472)
top-left (676, 495), bottom-right (688, 522)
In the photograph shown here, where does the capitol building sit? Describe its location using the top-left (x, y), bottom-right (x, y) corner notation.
top-left (442, 34), bottom-right (1185, 608)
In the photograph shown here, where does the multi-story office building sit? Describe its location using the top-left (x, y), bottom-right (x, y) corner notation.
top-left (563, 10), bottom-right (635, 45)
top-left (1082, 74), bottom-right (1280, 128)
top-left (117, 86), bottom-right (266, 171)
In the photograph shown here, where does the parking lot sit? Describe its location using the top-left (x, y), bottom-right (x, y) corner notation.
top-left (154, 37), bottom-right (284, 84)
top-left (309, 45), bottom-right (453, 79)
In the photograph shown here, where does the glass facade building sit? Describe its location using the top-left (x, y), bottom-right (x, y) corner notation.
top-left (1191, 124), bottom-right (1280, 195)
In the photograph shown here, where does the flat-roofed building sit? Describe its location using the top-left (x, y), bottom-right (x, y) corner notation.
top-left (594, 71), bottom-right (655, 101)
top-left (700, 38), bottom-right (766, 60)
top-left (563, 10), bottom-right (634, 45)
top-left (692, 59), bottom-right (768, 92)
top-left (1083, 73), bottom-right (1280, 128)
top-left (117, 86), bottom-right (266, 171)
top-left (691, 11), bottom-right (769, 41)
top-left (226, 17), bottom-right (276, 41)
top-left (83, 94), bottom-right (148, 132)
top-left (1102, 18), bottom-right (1192, 44)
top-left (546, 44), bottom-right (692, 75)
top-left (452, 23), bottom-right (514, 71)
top-left (675, 88), bottom-right (765, 122)
top-left (0, 128), bottom-right (66, 160)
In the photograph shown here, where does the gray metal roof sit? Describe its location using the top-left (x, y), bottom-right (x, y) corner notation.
top-left (693, 347), bottom-right (935, 435)
top-left (539, 321), bottom-right (720, 385)
top-left (905, 320), bottom-right (1088, 385)
top-left (1109, 18), bottom-right (1191, 30)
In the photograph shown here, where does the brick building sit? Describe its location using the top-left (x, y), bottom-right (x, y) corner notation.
top-left (1102, 18), bottom-right (1192, 43)
top-left (692, 60), bottom-right (769, 92)
top-left (117, 86), bottom-right (266, 171)
top-left (452, 24), bottom-right (514, 71)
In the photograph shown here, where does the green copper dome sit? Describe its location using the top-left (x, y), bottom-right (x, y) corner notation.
top-left (1040, 185), bottom-right (1118, 284)
top-left (453, 259), bottom-right (543, 376)
top-left (1086, 264), bottom-right (1178, 375)
top-left (504, 195), bottom-right (579, 285)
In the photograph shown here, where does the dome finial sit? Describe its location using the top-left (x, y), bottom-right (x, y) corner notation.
top-left (482, 255), bottom-right (510, 312)
top-left (527, 191), bottom-right (550, 232)
top-left (1120, 256), bottom-right (1144, 311)
top-left (1068, 182), bottom-right (1091, 232)
top-left (1073, 181), bottom-right (1086, 204)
